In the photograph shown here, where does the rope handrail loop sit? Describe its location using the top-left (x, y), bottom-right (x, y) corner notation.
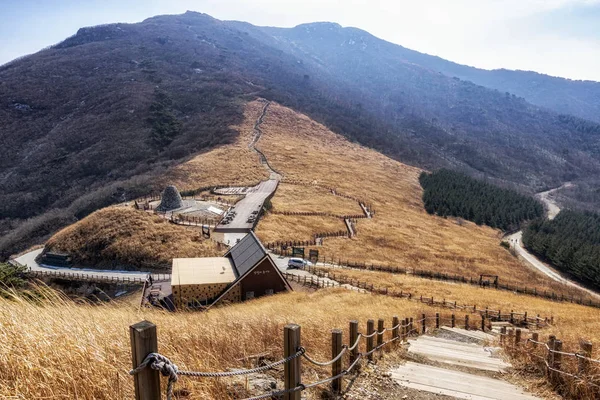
top-left (361, 330), bottom-right (378, 338)
top-left (347, 333), bottom-right (362, 351)
top-left (302, 347), bottom-right (347, 366)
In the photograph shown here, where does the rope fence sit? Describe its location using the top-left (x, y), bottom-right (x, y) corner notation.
top-left (284, 268), bottom-right (551, 329)
top-left (499, 327), bottom-right (600, 398)
top-left (128, 311), bottom-right (480, 400)
top-left (266, 247), bottom-right (599, 308)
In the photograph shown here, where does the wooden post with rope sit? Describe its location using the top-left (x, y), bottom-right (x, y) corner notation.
top-left (284, 324), bottom-right (301, 400)
top-left (130, 321), bottom-right (160, 400)
top-left (331, 329), bottom-right (343, 394)
top-left (392, 316), bottom-right (400, 343)
top-left (377, 319), bottom-right (384, 349)
top-left (366, 319), bottom-right (375, 361)
top-left (349, 320), bottom-right (359, 367)
top-left (578, 341), bottom-right (593, 375)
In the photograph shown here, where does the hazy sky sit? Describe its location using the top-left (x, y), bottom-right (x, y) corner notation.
top-left (1, 0), bottom-right (599, 81)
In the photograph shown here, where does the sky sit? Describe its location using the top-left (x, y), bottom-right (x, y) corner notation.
top-left (1, 0), bottom-right (599, 81)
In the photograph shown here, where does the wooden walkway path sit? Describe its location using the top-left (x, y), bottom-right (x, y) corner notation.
top-left (392, 328), bottom-right (540, 400)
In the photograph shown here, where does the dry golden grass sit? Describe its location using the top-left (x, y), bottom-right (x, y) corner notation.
top-left (271, 183), bottom-right (361, 215)
top-left (250, 101), bottom-right (591, 294)
top-left (46, 208), bottom-right (222, 271)
top-left (162, 101), bottom-right (270, 191)
top-left (0, 286), bottom-right (445, 400)
top-left (316, 266), bottom-right (600, 350)
top-left (257, 214), bottom-right (347, 243)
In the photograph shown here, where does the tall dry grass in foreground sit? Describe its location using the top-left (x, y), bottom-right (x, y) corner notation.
top-left (0, 286), bottom-right (445, 400)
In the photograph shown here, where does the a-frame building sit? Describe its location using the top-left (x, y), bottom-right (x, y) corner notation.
top-left (171, 232), bottom-right (292, 309)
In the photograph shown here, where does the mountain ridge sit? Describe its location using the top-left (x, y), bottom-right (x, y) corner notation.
top-left (2, 11), bottom-right (600, 258)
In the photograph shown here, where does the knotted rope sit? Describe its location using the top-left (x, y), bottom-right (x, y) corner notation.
top-left (130, 353), bottom-right (179, 400)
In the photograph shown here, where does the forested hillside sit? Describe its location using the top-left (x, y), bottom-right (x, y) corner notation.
top-left (419, 170), bottom-right (543, 231)
top-left (523, 210), bottom-right (600, 289)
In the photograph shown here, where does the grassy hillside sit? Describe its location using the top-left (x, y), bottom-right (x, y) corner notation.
top-left (4, 11), bottom-right (600, 260)
top-left (162, 100), bottom-right (579, 293)
top-left (45, 207), bottom-right (221, 271)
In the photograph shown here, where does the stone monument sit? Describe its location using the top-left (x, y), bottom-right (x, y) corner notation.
top-left (157, 185), bottom-right (183, 211)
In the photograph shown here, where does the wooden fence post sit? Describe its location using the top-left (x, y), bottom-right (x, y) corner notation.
top-left (377, 319), bottom-right (385, 350)
top-left (551, 339), bottom-right (562, 384)
top-left (532, 332), bottom-right (539, 349)
top-left (481, 316), bottom-right (485, 332)
top-left (578, 340), bottom-right (593, 375)
top-left (349, 320), bottom-right (359, 367)
top-left (421, 313), bottom-right (426, 334)
top-left (510, 310), bottom-right (514, 324)
top-left (435, 313), bottom-right (440, 329)
top-left (515, 329), bottom-right (521, 347)
top-left (404, 317), bottom-right (409, 338)
top-left (331, 329), bottom-right (343, 394)
top-left (367, 319), bottom-right (375, 361)
top-left (500, 326), bottom-right (506, 344)
top-left (392, 316), bottom-right (399, 342)
top-left (546, 335), bottom-right (556, 378)
top-left (130, 321), bottom-right (160, 400)
top-left (464, 315), bottom-right (469, 330)
top-left (409, 317), bottom-right (414, 335)
top-left (451, 314), bottom-right (455, 328)
top-left (284, 324), bottom-right (301, 400)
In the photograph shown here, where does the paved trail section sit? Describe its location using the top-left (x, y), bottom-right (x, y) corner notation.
top-left (13, 248), bottom-right (151, 280)
top-left (506, 183), bottom-right (600, 299)
top-left (214, 179), bottom-right (278, 233)
top-left (392, 328), bottom-right (539, 400)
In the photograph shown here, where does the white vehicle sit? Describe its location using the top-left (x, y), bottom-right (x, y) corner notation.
top-left (287, 258), bottom-right (312, 269)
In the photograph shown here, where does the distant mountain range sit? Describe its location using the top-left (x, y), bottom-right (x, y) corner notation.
top-left (1, 11), bottom-right (600, 257)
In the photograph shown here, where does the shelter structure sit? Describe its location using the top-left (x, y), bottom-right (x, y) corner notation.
top-left (171, 232), bottom-right (292, 309)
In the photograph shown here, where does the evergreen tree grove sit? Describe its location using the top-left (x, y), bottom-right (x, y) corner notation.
top-left (419, 169), bottom-right (543, 231)
top-left (523, 210), bottom-right (600, 289)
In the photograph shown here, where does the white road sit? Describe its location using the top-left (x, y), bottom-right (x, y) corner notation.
top-left (13, 248), bottom-right (154, 281)
top-left (506, 183), bottom-right (600, 299)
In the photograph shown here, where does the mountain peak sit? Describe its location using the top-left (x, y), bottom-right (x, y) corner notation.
top-left (295, 21), bottom-right (342, 31)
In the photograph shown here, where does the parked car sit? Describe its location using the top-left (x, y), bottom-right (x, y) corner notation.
top-left (287, 258), bottom-right (313, 269)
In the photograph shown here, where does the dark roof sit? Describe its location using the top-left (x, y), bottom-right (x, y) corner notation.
top-left (225, 231), bottom-right (267, 278)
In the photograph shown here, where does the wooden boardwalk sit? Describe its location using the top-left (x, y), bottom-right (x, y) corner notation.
top-left (392, 362), bottom-right (539, 400)
top-left (407, 335), bottom-right (509, 372)
top-left (392, 329), bottom-right (540, 400)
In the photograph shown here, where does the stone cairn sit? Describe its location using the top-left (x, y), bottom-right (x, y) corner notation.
top-left (157, 185), bottom-right (183, 211)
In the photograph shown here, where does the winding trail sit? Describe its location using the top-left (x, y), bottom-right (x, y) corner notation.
top-left (249, 100), bottom-right (281, 181)
top-left (507, 183), bottom-right (600, 299)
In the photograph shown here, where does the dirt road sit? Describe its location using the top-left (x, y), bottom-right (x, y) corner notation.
top-left (507, 183), bottom-right (600, 299)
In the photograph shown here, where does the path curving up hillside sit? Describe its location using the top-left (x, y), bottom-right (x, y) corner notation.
top-left (507, 184), bottom-right (600, 299)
